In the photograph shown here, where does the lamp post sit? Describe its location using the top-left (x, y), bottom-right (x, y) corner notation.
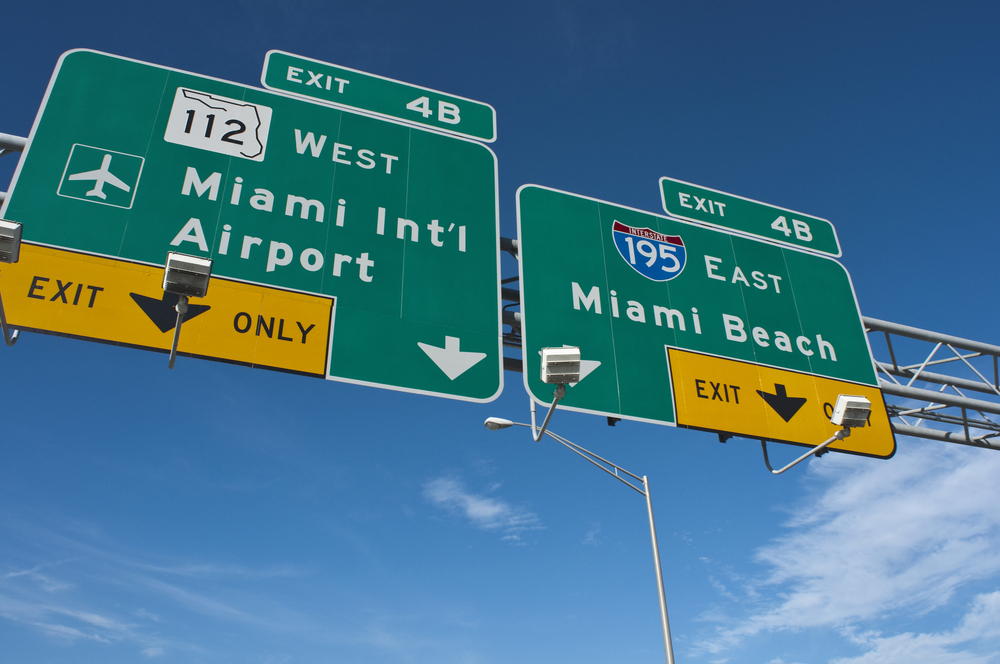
top-left (484, 412), bottom-right (677, 664)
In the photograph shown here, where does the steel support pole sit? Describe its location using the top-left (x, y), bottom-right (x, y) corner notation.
top-left (643, 476), bottom-right (675, 664)
top-left (529, 389), bottom-right (566, 442)
top-left (490, 419), bottom-right (679, 662)
top-left (0, 270), bottom-right (19, 346)
top-left (167, 295), bottom-right (188, 370)
top-left (0, 133), bottom-right (27, 155)
top-left (0, 287), bottom-right (19, 346)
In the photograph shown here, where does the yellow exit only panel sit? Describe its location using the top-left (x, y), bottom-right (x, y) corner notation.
top-left (0, 244), bottom-right (334, 376)
top-left (667, 347), bottom-right (895, 458)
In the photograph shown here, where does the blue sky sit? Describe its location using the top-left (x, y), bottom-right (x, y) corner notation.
top-left (2, 2), bottom-right (999, 663)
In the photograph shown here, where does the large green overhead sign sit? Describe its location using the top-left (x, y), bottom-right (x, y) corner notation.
top-left (517, 185), bottom-right (893, 458)
top-left (1, 50), bottom-right (502, 402)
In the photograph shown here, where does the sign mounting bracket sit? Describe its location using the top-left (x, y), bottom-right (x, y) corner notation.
top-left (0, 288), bottom-right (20, 347)
top-left (760, 428), bottom-right (850, 475)
top-left (530, 387), bottom-right (566, 442)
top-left (0, 219), bottom-right (22, 346)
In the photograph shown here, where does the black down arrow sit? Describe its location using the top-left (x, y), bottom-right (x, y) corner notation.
top-left (130, 292), bottom-right (210, 333)
top-left (755, 384), bottom-right (808, 423)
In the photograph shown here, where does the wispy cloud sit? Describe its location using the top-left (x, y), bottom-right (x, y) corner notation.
top-left (422, 476), bottom-right (542, 542)
top-left (582, 522), bottom-right (601, 546)
top-left (29, 621), bottom-right (113, 643)
top-left (694, 442), bottom-right (1000, 659)
top-left (0, 516), bottom-right (310, 656)
top-left (831, 591), bottom-right (1000, 664)
top-left (0, 512), bottom-right (485, 662)
top-left (2, 561), bottom-right (75, 592)
top-left (0, 590), bottom-right (155, 648)
top-left (132, 562), bottom-right (302, 579)
top-left (134, 577), bottom-right (257, 623)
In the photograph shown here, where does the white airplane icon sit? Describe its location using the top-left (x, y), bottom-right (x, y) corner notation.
top-left (68, 153), bottom-right (131, 199)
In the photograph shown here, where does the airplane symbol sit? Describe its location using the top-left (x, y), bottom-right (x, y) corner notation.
top-left (67, 153), bottom-right (131, 200)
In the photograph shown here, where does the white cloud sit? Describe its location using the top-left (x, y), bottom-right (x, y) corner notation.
top-left (0, 587), bottom-right (140, 646)
top-left (422, 476), bottom-right (542, 541)
top-left (0, 520), bottom-right (311, 653)
top-left (695, 441), bottom-right (1000, 658)
top-left (953, 590), bottom-right (1000, 641)
top-left (30, 621), bottom-right (111, 643)
top-left (3, 561), bottom-right (75, 592)
top-left (830, 591), bottom-right (1000, 664)
top-left (136, 578), bottom-right (256, 623)
top-left (135, 608), bottom-right (162, 622)
top-left (832, 633), bottom-right (988, 664)
top-left (133, 562), bottom-right (301, 579)
top-left (708, 577), bottom-right (738, 603)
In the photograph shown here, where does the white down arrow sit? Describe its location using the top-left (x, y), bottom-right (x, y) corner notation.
top-left (418, 336), bottom-right (487, 380)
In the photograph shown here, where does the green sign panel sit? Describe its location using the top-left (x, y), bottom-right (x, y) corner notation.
top-left (517, 185), bottom-right (877, 431)
top-left (659, 176), bottom-right (841, 257)
top-left (261, 50), bottom-right (497, 143)
top-left (2, 50), bottom-right (502, 402)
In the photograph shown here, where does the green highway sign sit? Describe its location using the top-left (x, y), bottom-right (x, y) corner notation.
top-left (262, 50), bottom-right (497, 143)
top-left (1, 50), bottom-right (502, 402)
top-left (518, 185), bottom-right (894, 458)
top-left (659, 176), bottom-right (841, 257)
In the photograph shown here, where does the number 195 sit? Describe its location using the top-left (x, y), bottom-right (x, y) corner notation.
top-left (624, 236), bottom-right (682, 273)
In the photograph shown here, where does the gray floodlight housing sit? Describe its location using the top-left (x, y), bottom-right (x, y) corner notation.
top-left (830, 394), bottom-right (871, 428)
top-left (484, 417), bottom-right (514, 431)
top-left (540, 346), bottom-right (581, 384)
top-left (0, 220), bottom-right (22, 264)
top-left (163, 252), bottom-right (212, 298)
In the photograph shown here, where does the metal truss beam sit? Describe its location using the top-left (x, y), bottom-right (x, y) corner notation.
top-left (864, 317), bottom-right (1000, 450)
top-left (0, 133), bottom-right (28, 204)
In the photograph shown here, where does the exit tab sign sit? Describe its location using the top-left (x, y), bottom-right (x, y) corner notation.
top-left (660, 177), bottom-right (841, 257)
top-left (262, 50), bottom-right (497, 143)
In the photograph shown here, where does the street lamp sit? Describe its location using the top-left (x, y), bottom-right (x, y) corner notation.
top-left (484, 410), bottom-right (677, 664)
